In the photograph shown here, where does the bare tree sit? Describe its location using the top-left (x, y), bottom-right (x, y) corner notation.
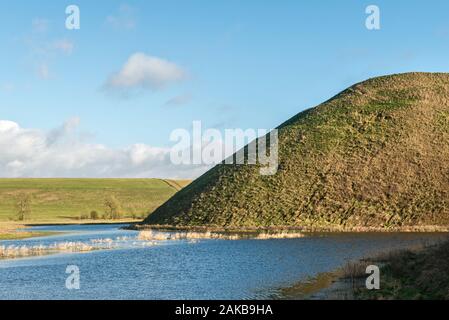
top-left (104, 195), bottom-right (122, 220)
top-left (16, 193), bottom-right (32, 221)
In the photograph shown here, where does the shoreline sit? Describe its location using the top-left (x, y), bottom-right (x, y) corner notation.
top-left (0, 220), bottom-right (138, 241)
top-left (24, 220), bottom-right (138, 227)
top-left (276, 271), bottom-right (342, 300)
top-left (277, 235), bottom-right (449, 300)
top-left (0, 230), bottom-right (60, 241)
top-left (130, 223), bottom-right (449, 233)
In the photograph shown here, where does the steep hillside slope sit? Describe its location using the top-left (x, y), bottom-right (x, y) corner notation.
top-left (144, 73), bottom-right (449, 229)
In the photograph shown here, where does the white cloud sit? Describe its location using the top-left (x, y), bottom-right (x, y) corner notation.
top-left (26, 18), bottom-right (75, 79)
top-left (164, 93), bottom-right (193, 107)
top-left (0, 120), bottom-right (20, 133)
top-left (0, 119), bottom-right (208, 179)
top-left (106, 4), bottom-right (137, 30)
top-left (37, 63), bottom-right (50, 80)
top-left (32, 18), bottom-right (49, 33)
top-left (105, 53), bottom-right (187, 92)
top-left (53, 39), bottom-right (74, 55)
top-left (0, 83), bottom-right (15, 93)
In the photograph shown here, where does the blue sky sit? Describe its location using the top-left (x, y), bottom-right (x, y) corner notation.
top-left (1, 0), bottom-right (449, 178)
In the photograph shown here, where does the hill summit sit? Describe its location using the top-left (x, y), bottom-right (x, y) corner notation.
top-left (143, 73), bottom-right (449, 230)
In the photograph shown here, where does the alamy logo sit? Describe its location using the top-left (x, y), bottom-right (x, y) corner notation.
top-left (65, 265), bottom-right (80, 290)
top-left (365, 265), bottom-right (380, 290)
top-left (66, 5), bottom-right (80, 30)
top-left (170, 121), bottom-right (279, 175)
top-left (365, 5), bottom-right (380, 30)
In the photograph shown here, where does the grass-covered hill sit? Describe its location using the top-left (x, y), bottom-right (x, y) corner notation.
top-left (0, 178), bottom-right (190, 223)
top-left (143, 73), bottom-right (449, 230)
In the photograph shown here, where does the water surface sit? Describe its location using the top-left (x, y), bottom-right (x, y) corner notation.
top-left (0, 224), bottom-right (446, 300)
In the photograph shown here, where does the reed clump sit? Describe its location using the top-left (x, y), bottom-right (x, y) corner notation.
top-left (0, 241), bottom-right (95, 259)
top-left (0, 235), bottom-right (164, 260)
top-left (137, 230), bottom-right (305, 241)
top-left (254, 231), bottom-right (305, 239)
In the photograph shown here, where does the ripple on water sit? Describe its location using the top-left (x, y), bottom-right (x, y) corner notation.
top-left (0, 224), bottom-right (447, 300)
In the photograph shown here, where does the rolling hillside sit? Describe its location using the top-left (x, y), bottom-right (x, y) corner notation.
top-left (0, 178), bottom-right (190, 222)
top-left (143, 73), bottom-right (449, 230)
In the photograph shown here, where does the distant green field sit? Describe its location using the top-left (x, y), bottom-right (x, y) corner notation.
top-left (0, 179), bottom-right (190, 222)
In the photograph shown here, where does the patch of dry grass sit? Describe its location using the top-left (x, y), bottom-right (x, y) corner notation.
top-left (137, 229), bottom-right (305, 241)
top-left (0, 222), bottom-right (57, 240)
top-left (338, 238), bottom-right (449, 299)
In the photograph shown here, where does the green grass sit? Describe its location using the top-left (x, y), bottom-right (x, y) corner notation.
top-left (353, 240), bottom-right (449, 300)
top-left (144, 72), bottom-right (449, 229)
top-left (0, 178), bottom-right (190, 223)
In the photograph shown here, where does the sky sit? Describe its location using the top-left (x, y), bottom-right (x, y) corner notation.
top-left (1, 0), bottom-right (449, 178)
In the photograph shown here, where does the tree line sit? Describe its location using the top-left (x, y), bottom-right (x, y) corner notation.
top-left (14, 194), bottom-right (142, 221)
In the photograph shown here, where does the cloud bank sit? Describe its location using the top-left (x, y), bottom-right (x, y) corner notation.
top-left (0, 119), bottom-right (208, 179)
